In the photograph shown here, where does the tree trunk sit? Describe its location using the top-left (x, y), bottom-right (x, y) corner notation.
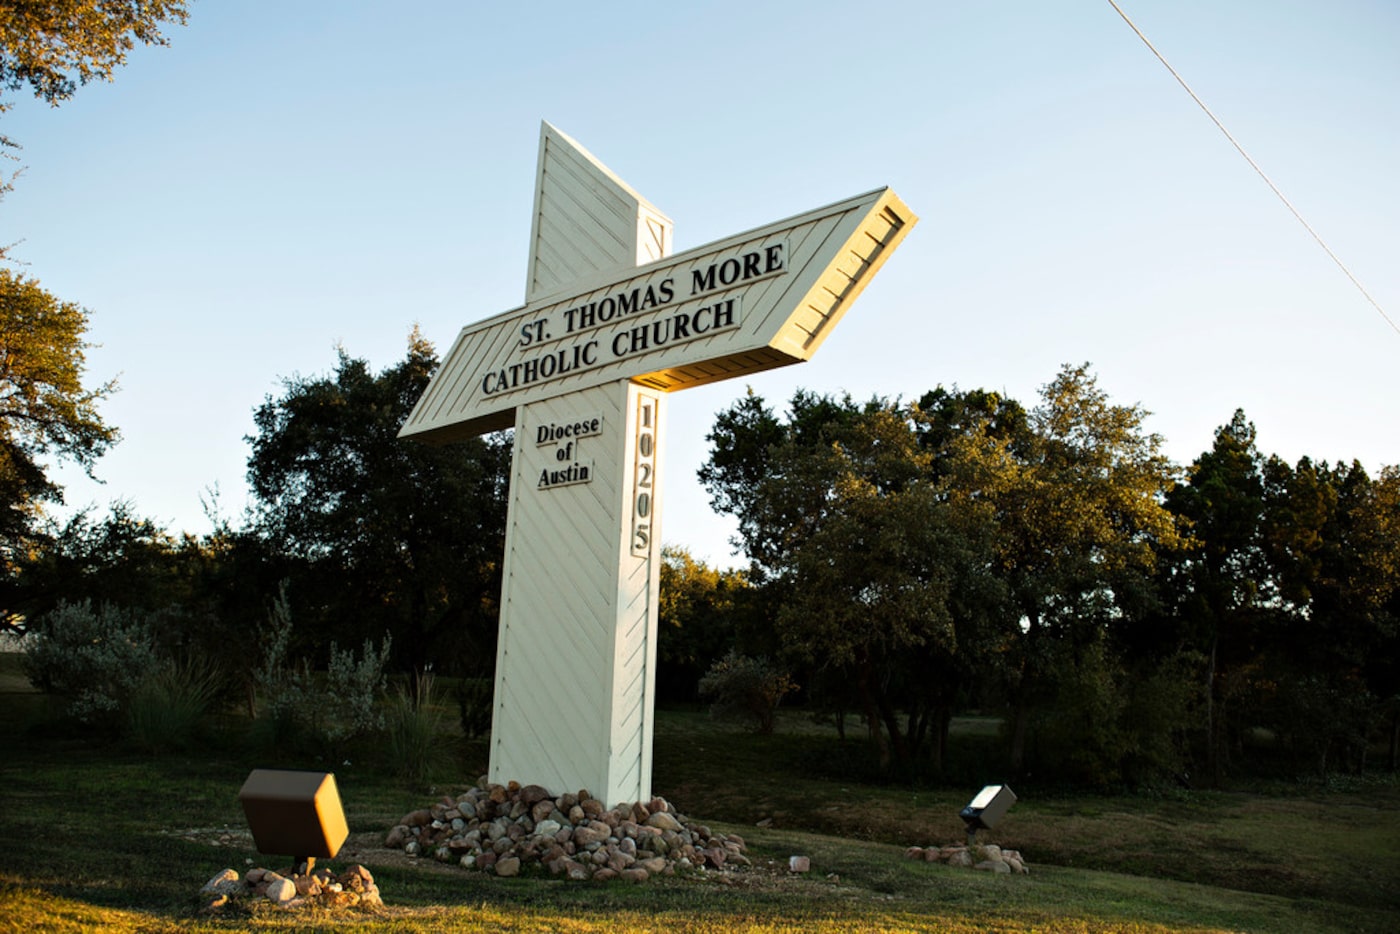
top-left (855, 657), bottom-right (889, 770)
top-left (1009, 704), bottom-right (1030, 772)
top-left (1390, 711), bottom-right (1399, 772)
top-left (1205, 638), bottom-right (1221, 786)
top-left (930, 706), bottom-right (952, 774)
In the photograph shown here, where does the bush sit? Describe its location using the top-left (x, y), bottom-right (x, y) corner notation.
top-left (454, 676), bottom-right (493, 739)
top-left (699, 652), bottom-right (796, 734)
top-left (251, 585), bottom-right (392, 756)
top-left (22, 601), bottom-right (160, 724)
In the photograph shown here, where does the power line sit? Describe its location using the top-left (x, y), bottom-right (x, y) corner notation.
top-left (1106, 0), bottom-right (1400, 339)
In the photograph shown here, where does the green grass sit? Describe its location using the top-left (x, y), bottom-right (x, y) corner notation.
top-left (2, 655), bottom-right (1398, 933)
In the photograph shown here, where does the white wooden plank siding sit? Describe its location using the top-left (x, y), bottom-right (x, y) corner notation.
top-left (489, 382), bottom-right (663, 803)
top-left (402, 187), bottom-right (915, 443)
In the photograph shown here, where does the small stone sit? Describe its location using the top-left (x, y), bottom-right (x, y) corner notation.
top-left (201, 868), bottom-right (242, 896)
top-left (520, 784), bottom-right (551, 806)
top-left (974, 860), bottom-right (1012, 873)
top-left (789, 855), bottom-right (811, 873)
top-left (573, 822), bottom-right (610, 848)
top-left (645, 811), bottom-right (683, 833)
top-left (360, 884), bottom-right (384, 907)
top-left (203, 894), bottom-right (229, 911)
top-left (593, 867), bottom-right (618, 881)
top-left (385, 825), bottom-right (412, 848)
top-left (638, 856), bottom-right (667, 874)
top-left (403, 808), bottom-right (433, 827)
top-left (620, 868), bottom-right (649, 883)
top-left (496, 856), bottom-right (522, 877)
top-left (265, 877), bottom-right (296, 904)
top-left (648, 796), bottom-right (670, 814)
top-left (294, 875), bottom-right (321, 897)
top-left (244, 867), bottom-right (267, 885)
top-left (947, 850), bottom-right (973, 867)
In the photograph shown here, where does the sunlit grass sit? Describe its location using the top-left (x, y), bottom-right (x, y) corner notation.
top-left (2, 658), bottom-right (1398, 933)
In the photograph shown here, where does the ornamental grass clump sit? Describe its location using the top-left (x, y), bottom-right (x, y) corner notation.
top-left (387, 671), bottom-right (449, 783)
top-left (125, 655), bottom-right (222, 752)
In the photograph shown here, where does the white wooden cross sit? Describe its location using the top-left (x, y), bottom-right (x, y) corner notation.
top-left (401, 123), bottom-right (916, 805)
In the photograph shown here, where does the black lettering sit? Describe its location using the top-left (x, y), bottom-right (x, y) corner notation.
top-left (612, 331), bottom-right (629, 357)
top-left (618, 288), bottom-right (639, 315)
top-left (672, 311), bottom-right (690, 341)
top-left (658, 278), bottom-right (675, 303)
top-left (563, 307), bottom-right (579, 332)
top-left (691, 266), bottom-right (716, 295)
top-left (597, 296), bottom-right (616, 322)
top-left (765, 243), bottom-right (784, 272)
top-left (719, 258), bottom-right (740, 285)
top-left (742, 251), bottom-right (761, 279)
top-left (582, 340), bottom-right (598, 365)
top-left (714, 298), bottom-right (736, 329)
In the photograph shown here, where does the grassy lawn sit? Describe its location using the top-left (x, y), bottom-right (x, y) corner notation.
top-left (1, 654), bottom-right (1397, 933)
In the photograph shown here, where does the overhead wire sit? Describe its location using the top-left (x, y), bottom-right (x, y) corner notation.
top-left (1105, 0), bottom-right (1400, 339)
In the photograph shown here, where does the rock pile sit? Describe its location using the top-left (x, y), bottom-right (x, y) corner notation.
top-left (904, 842), bottom-right (1030, 874)
top-left (384, 778), bottom-right (748, 882)
top-left (200, 863), bottom-right (383, 911)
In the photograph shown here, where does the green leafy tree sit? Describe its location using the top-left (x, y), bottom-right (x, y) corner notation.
top-left (704, 392), bottom-right (989, 774)
top-left (245, 332), bottom-right (510, 678)
top-left (0, 270), bottom-right (117, 627)
top-left (0, 0), bottom-right (187, 139)
top-left (940, 364), bottom-right (1184, 773)
top-left (656, 545), bottom-right (749, 702)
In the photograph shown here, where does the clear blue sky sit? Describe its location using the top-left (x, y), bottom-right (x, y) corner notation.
top-left (3, 0), bottom-right (1397, 566)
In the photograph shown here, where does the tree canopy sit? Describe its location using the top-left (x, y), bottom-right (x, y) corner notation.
top-left (0, 269), bottom-right (116, 625)
top-left (245, 332), bottom-right (511, 676)
top-left (0, 0), bottom-right (187, 112)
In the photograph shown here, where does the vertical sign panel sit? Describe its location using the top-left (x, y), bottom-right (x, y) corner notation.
top-left (630, 396), bottom-right (657, 557)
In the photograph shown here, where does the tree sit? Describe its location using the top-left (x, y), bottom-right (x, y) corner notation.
top-left (0, 1), bottom-right (187, 123)
top-left (245, 332), bottom-right (511, 679)
top-left (656, 545), bottom-right (750, 702)
top-left (940, 364), bottom-right (1184, 775)
top-left (702, 391), bottom-right (989, 774)
top-left (0, 269), bottom-right (117, 627)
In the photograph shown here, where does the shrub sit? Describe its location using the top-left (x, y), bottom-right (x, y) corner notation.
top-left (699, 652), bottom-right (797, 734)
top-left (251, 585), bottom-right (392, 756)
top-left (454, 676), bottom-right (493, 739)
top-left (22, 601), bottom-right (160, 724)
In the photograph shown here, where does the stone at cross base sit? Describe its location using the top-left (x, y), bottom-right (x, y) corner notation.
top-left (400, 121), bottom-right (917, 806)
